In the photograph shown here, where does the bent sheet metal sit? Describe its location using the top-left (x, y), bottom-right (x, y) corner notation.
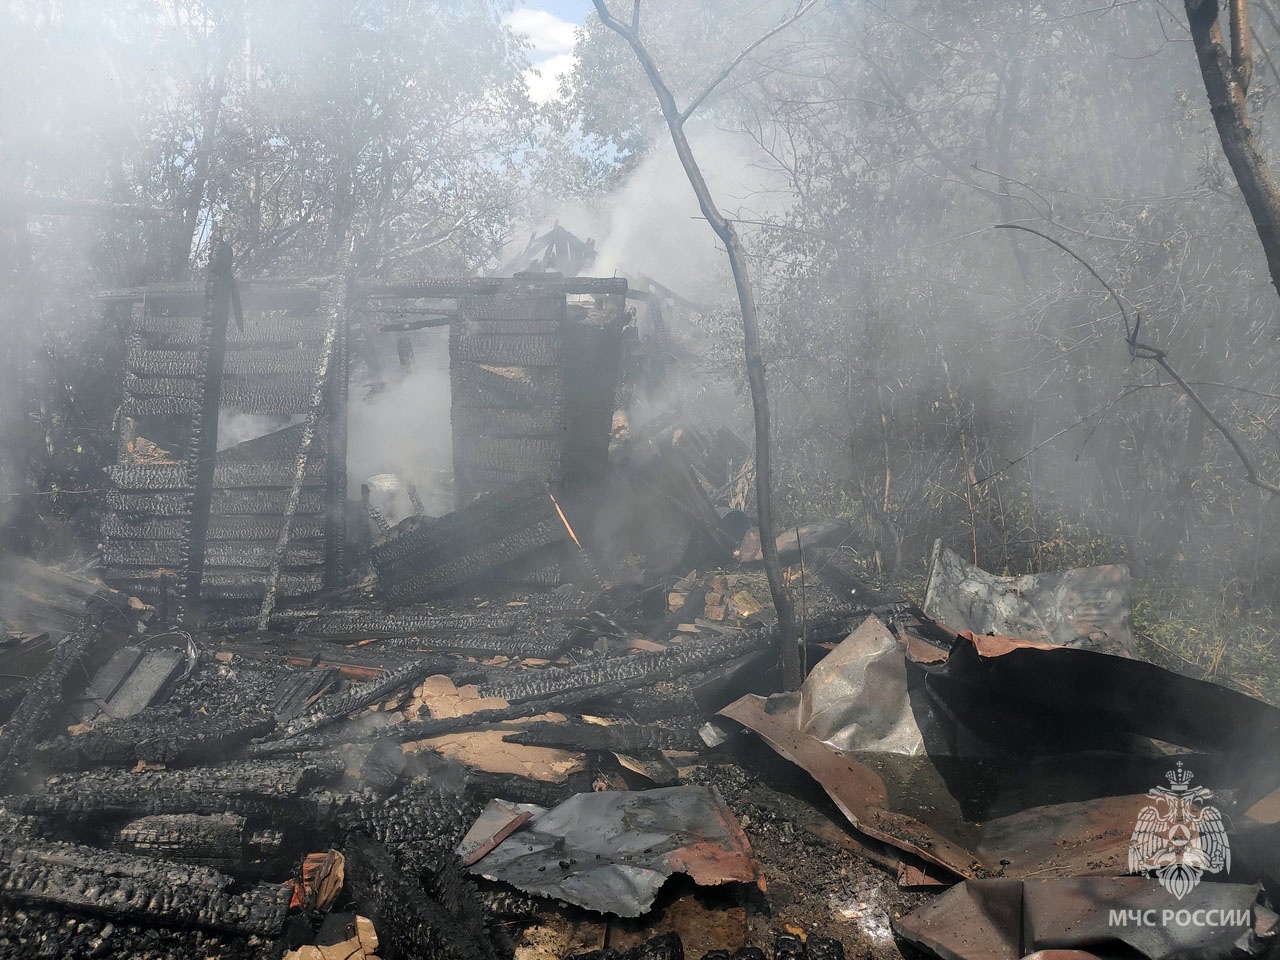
top-left (721, 615), bottom-right (1280, 882)
top-left (893, 877), bottom-right (1276, 960)
top-left (458, 785), bottom-right (763, 917)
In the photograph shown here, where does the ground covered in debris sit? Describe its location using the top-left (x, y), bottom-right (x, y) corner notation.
top-left (0, 543), bottom-right (934, 960)
top-left (6, 514), bottom-right (1280, 960)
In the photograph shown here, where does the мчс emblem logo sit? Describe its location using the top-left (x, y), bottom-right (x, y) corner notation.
top-left (1128, 761), bottom-right (1230, 901)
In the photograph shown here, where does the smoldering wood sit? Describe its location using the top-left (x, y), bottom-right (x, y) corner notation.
top-left (103, 278), bottom-right (349, 612)
top-left (475, 627), bottom-right (773, 705)
top-left (101, 514), bottom-right (325, 542)
top-left (218, 423), bottom-right (318, 463)
top-left (253, 607), bottom-right (524, 638)
top-left (111, 570), bottom-right (326, 602)
top-left (276, 654), bottom-right (469, 739)
top-left (107, 461), bottom-right (327, 490)
top-left (358, 621), bottom-right (845, 751)
top-left (449, 282), bottom-right (625, 505)
top-left (127, 344), bottom-right (326, 377)
top-left (372, 479), bottom-right (570, 602)
top-left (258, 289), bottom-right (342, 629)
top-left (343, 778), bottom-right (480, 875)
top-left (112, 812), bottom-right (276, 869)
top-left (103, 539), bottom-right (325, 568)
top-left (181, 251), bottom-right (233, 618)
top-left (106, 488), bottom-right (328, 517)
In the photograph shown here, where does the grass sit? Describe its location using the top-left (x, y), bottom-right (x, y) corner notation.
top-left (1132, 581), bottom-right (1280, 705)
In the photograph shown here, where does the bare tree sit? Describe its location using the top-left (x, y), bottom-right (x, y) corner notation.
top-left (590, 0), bottom-right (817, 689)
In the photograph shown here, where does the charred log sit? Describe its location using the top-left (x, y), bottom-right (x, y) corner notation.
top-left (503, 719), bottom-right (702, 753)
top-left (0, 838), bottom-right (290, 936)
top-left (372, 479), bottom-right (570, 602)
top-left (102, 514), bottom-right (325, 542)
top-left (0, 622), bottom-right (99, 788)
top-left (278, 655), bottom-right (463, 739)
top-left (9, 756), bottom-right (343, 820)
top-left (113, 812), bottom-right (254, 865)
top-left (30, 716), bottom-right (277, 773)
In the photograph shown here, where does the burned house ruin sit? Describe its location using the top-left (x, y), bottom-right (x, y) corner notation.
top-left (97, 268), bottom-right (640, 620)
top-left (4, 229), bottom-right (1280, 960)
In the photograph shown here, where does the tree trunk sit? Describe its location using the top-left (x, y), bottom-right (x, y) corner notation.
top-left (590, 0), bottom-right (802, 688)
top-left (1185, 0), bottom-right (1280, 306)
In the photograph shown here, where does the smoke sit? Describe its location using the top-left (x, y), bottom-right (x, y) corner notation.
top-left (217, 413), bottom-right (298, 451)
top-left (524, 126), bottom-right (786, 304)
top-left (345, 328), bottom-right (454, 517)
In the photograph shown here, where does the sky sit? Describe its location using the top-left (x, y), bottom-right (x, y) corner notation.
top-left (505, 1), bottom-right (593, 104)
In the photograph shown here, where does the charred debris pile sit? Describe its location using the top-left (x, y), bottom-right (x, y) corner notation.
top-left (3, 263), bottom-right (1280, 960)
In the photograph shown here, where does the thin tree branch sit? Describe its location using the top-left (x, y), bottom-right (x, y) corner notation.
top-left (996, 222), bottom-right (1135, 342)
top-left (999, 223), bottom-right (1280, 496)
top-left (678, 1), bottom-right (821, 125)
top-left (973, 386), bottom-right (1143, 486)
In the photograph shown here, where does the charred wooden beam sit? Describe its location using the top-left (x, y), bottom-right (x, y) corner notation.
top-left (361, 630), bottom-right (573, 660)
top-left (129, 307), bottom-right (326, 343)
top-left (110, 570), bottom-right (326, 603)
top-left (218, 423), bottom-right (316, 463)
top-left (108, 461), bottom-right (326, 491)
top-left (242, 608), bottom-right (524, 639)
top-left (220, 375), bottom-right (317, 415)
top-left (324, 278), bottom-right (350, 590)
top-left (107, 488), bottom-right (328, 517)
top-left (102, 513), bottom-right (325, 542)
top-left (372, 479), bottom-right (569, 602)
top-left (278, 655), bottom-right (464, 740)
top-left (103, 275), bottom-right (628, 304)
top-left (181, 244), bottom-right (235, 618)
top-left (258, 290), bottom-right (342, 629)
top-left (114, 812), bottom-right (253, 864)
top-left (0, 621), bottom-right (98, 788)
top-left (103, 539), bottom-right (324, 569)
top-left (127, 344), bottom-right (326, 378)
top-left (10, 755), bottom-right (343, 820)
top-left (343, 779), bottom-right (480, 875)
top-left (475, 625), bottom-right (775, 705)
top-left (374, 668), bottom-right (709, 748)
top-left (503, 720), bottom-right (702, 753)
top-left (0, 838), bottom-right (289, 936)
top-left (30, 716), bottom-right (276, 773)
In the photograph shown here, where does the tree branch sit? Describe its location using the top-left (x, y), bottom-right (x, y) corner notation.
top-left (998, 222), bottom-right (1280, 496)
top-left (678, 1), bottom-right (820, 125)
